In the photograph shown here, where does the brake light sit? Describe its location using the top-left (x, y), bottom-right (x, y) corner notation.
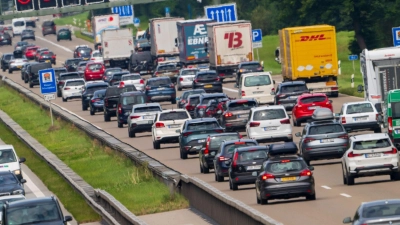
top-left (304, 137), bottom-right (315, 143)
top-left (186, 104), bottom-right (195, 111)
top-left (119, 81), bottom-right (125, 87)
top-left (215, 129), bottom-right (223, 133)
top-left (300, 169), bottom-right (312, 176)
top-left (384, 148), bottom-right (398, 154)
top-left (281, 160), bottom-right (291, 163)
top-left (118, 104), bottom-right (122, 114)
top-left (146, 85), bottom-right (151, 90)
top-left (179, 77), bottom-right (183, 81)
top-left (280, 119), bottom-right (290, 124)
top-left (375, 114), bottom-right (379, 121)
top-left (241, 91), bottom-right (245, 96)
top-left (130, 115), bottom-right (140, 119)
top-left (194, 79), bottom-right (198, 83)
top-left (64, 87), bottom-right (70, 90)
top-left (204, 136), bottom-right (211, 155)
top-left (347, 151), bottom-right (362, 157)
top-left (170, 83), bottom-right (175, 88)
top-left (331, 87), bottom-right (338, 91)
top-left (388, 117), bottom-right (393, 134)
top-left (224, 112), bottom-right (233, 118)
top-left (261, 173), bottom-right (275, 180)
top-left (339, 134), bottom-right (348, 139)
top-left (77, 53), bottom-right (81, 57)
top-left (277, 94), bottom-right (286, 98)
top-left (91, 58), bottom-right (95, 60)
top-left (39, 56), bottom-right (43, 59)
top-left (232, 152), bottom-right (239, 167)
top-left (155, 122), bottom-right (165, 128)
top-left (183, 132), bottom-right (193, 137)
top-left (215, 77), bottom-right (220, 82)
top-left (250, 122), bottom-right (260, 127)
top-left (219, 73), bottom-right (225, 77)
top-left (51, 55), bottom-right (56, 59)
top-left (154, 72), bottom-right (159, 76)
top-left (341, 116), bottom-right (346, 124)
top-left (91, 98), bottom-right (100, 103)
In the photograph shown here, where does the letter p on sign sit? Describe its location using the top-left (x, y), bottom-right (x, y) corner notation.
top-left (252, 29), bottom-right (262, 43)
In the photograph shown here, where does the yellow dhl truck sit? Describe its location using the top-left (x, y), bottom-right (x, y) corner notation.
top-left (275, 25), bottom-right (339, 97)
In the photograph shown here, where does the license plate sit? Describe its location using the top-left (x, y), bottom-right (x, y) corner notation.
top-left (168, 124), bottom-right (180, 128)
top-left (281, 177), bottom-right (296, 182)
top-left (308, 106), bottom-right (320, 110)
top-left (198, 139), bottom-right (205, 143)
top-left (84, 58), bottom-right (89, 60)
top-left (253, 91), bottom-right (264, 94)
top-left (395, 130), bottom-right (400, 134)
top-left (140, 71), bottom-right (146, 74)
top-left (289, 96), bottom-right (299, 99)
top-left (157, 88), bottom-right (165, 90)
top-left (45, 60), bottom-right (50, 63)
top-left (247, 165), bottom-right (261, 170)
top-left (238, 114), bottom-right (247, 118)
top-left (264, 127), bottom-right (277, 131)
top-left (365, 153), bottom-right (381, 158)
top-left (147, 120), bottom-right (153, 124)
top-left (320, 139), bottom-right (334, 143)
top-left (73, 93), bottom-right (80, 96)
top-left (187, 78), bottom-right (193, 81)
top-left (204, 85), bottom-right (212, 88)
top-left (17, 66), bottom-right (22, 68)
top-left (354, 117), bottom-right (368, 122)
top-left (143, 115), bottom-right (153, 119)
top-left (167, 57), bottom-right (177, 61)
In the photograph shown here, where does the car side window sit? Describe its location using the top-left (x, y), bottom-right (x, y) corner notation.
top-left (302, 126), bottom-right (307, 136)
top-left (353, 206), bottom-right (361, 221)
top-left (340, 106), bottom-right (344, 115)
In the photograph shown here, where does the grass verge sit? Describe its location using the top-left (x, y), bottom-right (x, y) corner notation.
top-left (54, 12), bottom-right (90, 29)
top-left (0, 85), bottom-right (189, 215)
top-left (74, 30), bottom-right (94, 44)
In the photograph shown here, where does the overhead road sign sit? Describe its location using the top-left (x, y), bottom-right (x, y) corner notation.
top-left (38, 0), bottom-right (58, 9)
top-left (111, 5), bottom-right (134, 25)
top-left (39, 68), bottom-right (57, 95)
top-left (392, 27), bottom-right (400, 47)
top-left (348, 55), bottom-right (358, 60)
top-left (205, 3), bottom-right (237, 22)
top-left (85, 0), bottom-right (105, 4)
top-left (15, 0), bottom-right (34, 12)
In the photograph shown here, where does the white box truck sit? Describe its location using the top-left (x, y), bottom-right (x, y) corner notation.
top-left (206, 21), bottom-right (253, 81)
top-left (101, 28), bottom-right (134, 69)
top-left (92, 14), bottom-right (120, 50)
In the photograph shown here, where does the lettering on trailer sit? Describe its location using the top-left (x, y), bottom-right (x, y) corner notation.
top-left (296, 34), bottom-right (330, 42)
top-left (224, 32), bottom-right (243, 49)
top-left (194, 24), bottom-right (207, 35)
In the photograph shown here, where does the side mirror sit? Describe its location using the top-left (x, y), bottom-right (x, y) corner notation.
top-left (64, 216), bottom-right (73, 222)
top-left (308, 166), bottom-right (314, 171)
top-left (234, 84), bottom-right (238, 88)
top-left (19, 157), bottom-right (26, 163)
top-left (176, 97), bottom-right (180, 100)
top-left (342, 217), bottom-right (352, 224)
top-left (270, 91), bottom-right (276, 95)
top-left (357, 84), bottom-right (364, 93)
top-left (175, 129), bottom-right (181, 133)
top-left (20, 179), bottom-right (27, 183)
top-left (273, 80), bottom-right (275, 84)
top-left (295, 132), bottom-right (301, 137)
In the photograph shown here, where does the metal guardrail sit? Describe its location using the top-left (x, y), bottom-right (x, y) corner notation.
top-left (0, 76), bottom-right (282, 225)
top-left (81, 30), bottom-right (94, 38)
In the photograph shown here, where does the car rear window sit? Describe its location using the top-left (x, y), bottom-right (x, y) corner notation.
top-left (197, 73), bottom-right (217, 79)
top-left (106, 86), bottom-right (136, 96)
top-left (66, 59), bottom-right (80, 65)
top-left (202, 96), bottom-right (228, 104)
top-left (266, 160), bottom-right (306, 173)
top-left (14, 21), bottom-right (25, 26)
top-left (353, 139), bottom-right (391, 150)
top-left (94, 90), bottom-right (106, 98)
top-left (244, 75), bottom-right (271, 87)
top-left (4, 55), bottom-right (13, 60)
top-left (253, 109), bottom-right (286, 120)
top-left (210, 134), bottom-right (239, 149)
top-left (362, 203), bottom-right (400, 218)
top-left (42, 52), bottom-right (54, 56)
top-left (181, 70), bottom-right (198, 76)
top-left (78, 48), bottom-right (92, 54)
top-left (301, 96), bottom-right (327, 104)
top-left (237, 150), bottom-right (268, 162)
top-left (122, 95), bottom-right (146, 105)
top-left (187, 121), bottom-right (219, 130)
top-left (87, 85), bottom-right (108, 93)
top-left (105, 69), bottom-right (122, 76)
top-left (78, 62), bottom-right (88, 67)
top-left (60, 74), bottom-right (80, 80)
top-left (43, 21), bottom-right (54, 26)
top-left (66, 80), bottom-right (84, 86)
top-left (54, 69), bottom-right (67, 77)
top-left (241, 63), bottom-right (261, 70)
top-left (346, 103), bottom-right (374, 114)
top-left (159, 111), bottom-right (188, 121)
top-left (189, 97), bottom-right (200, 105)
top-left (281, 84), bottom-right (308, 93)
top-left (309, 124), bottom-right (344, 135)
top-left (148, 78), bottom-right (171, 86)
top-left (228, 101), bottom-right (257, 111)
top-left (223, 142), bottom-right (257, 154)
top-left (183, 90), bottom-right (204, 99)
top-left (158, 65), bottom-right (176, 70)
top-left (88, 64), bottom-right (102, 71)
top-left (122, 74), bottom-right (141, 81)
top-left (134, 106), bottom-right (161, 113)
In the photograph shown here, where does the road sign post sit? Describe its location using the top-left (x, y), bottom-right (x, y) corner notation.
top-left (112, 5), bottom-right (134, 26)
top-left (39, 68), bottom-right (57, 126)
top-left (252, 29), bottom-right (262, 61)
top-left (348, 55), bottom-right (358, 88)
top-left (392, 27), bottom-right (400, 47)
top-left (204, 3), bottom-right (237, 22)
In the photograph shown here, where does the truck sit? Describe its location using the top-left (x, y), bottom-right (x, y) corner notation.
top-left (176, 19), bottom-right (213, 70)
top-left (92, 14), bottom-right (120, 50)
top-left (275, 25), bottom-right (339, 97)
top-left (100, 28), bottom-right (135, 69)
top-left (149, 17), bottom-right (184, 66)
top-left (206, 21), bottom-right (253, 81)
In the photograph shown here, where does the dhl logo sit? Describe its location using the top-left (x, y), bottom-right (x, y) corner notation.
top-left (297, 34), bottom-right (330, 42)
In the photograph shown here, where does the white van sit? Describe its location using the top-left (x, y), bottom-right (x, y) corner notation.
top-left (12, 18), bottom-right (27, 37)
top-left (0, 145), bottom-right (26, 181)
top-left (238, 72), bottom-right (275, 104)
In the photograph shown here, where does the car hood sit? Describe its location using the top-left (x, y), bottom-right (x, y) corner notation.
top-left (0, 183), bottom-right (23, 193)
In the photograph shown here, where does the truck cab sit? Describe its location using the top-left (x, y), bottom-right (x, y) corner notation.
top-left (383, 90), bottom-right (400, 146)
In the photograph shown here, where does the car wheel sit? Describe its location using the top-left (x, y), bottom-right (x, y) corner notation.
top-left (90, 108), bottom-right (95, 115)
top-left (306, 192), bottom-right (316, 200)
top-left (33, 38), bottom-right (35, 41)
top-left (177, 85), bottom-right (182, 91)
top-left (200, 164), bottom-right (204, 173)
top-left (346, 169), bottom-right (355, 185)
top-left (57, 39), bottom-right (59, 42)
top-left (181, 150), bottom-right (188, 159)
top-left (171, 98), bottom-right (176, 104)
top-left (293, 118), bottom-right (300, 127)
top-left (117, 120), bottom-right (123, 128)
top-left (229, 179), bottom-right (232, 190)
top-left (104, 113), bottom-right (111, 122)
top-left (82, 104), bottom-right (87, 111)
top-left (2, 68), bottom-right (5, 72)
top-left (128, 127), bottom-right (135, 138)
top-left (24, 76), bottom-right (28, 84)
top-left (29, 82), bottom-right (33, 88)
top-left (331, 92), bottom-right (339, 98)
top-left (69, 37), bottom-right (72, 41)
top-left (57, 91), bottom-right (61, 98)
top-left (230, 179), bottom-right (238, 191)
top-left (216, 173), bottom-right (224, 182)
top-left (8, 69), bottom-right (12, 74)
top-left (342, 165), bottom-right (347, 185)
top-left (256, 191), bottom-right (260, 204)
top-left (203, 165), bottom-right (210, 174)
top-left (374, 128), bottom-right (382, 133)
top-left (390, 172), bottom-right (400, 181)
top-left (62, 97), bottom-right (67, 102)
top-left (153, 141), bottom-right (160, 149)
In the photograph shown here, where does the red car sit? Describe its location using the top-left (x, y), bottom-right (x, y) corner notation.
top-left (292, 93), bottom-right (333, 127)
top-left (25, 46), bottom-right (39, 60)
top-left (84, 62), bottom-right (105, 81)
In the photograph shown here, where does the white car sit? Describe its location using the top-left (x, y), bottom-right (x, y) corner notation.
top-left (341, 133), bottom-right (400, 185)
top-left (246, 105), bottom-right (292, 143)
top-left (238, 72), bottom-right (275, 104)
top-left (335, 101), bottom-right (381, 133)
top-left (120, 74), bottom-right (144, 91)
top-left (176, 68), bottom-right (199, 91)
top-left (128, 103), bottom-right (162, 138)
top-left (8, 57), bottom-right (28, 74)
top-left (90, 50), bottom-right (103, 64)
top-left (0, 145), bottom-right (26, 181)
top-left (61, 78), bottom-right (85, 102)
top-left (152, 109), bottom-right (192, 149)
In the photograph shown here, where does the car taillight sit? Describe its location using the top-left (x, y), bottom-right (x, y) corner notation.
top-left (215, 129), bottom-right (223, 133)
top-left (241, 91), bottom-right (245, 96)
top-left (215, 77), bottom-right (220, 82)
top-left (388, 117), bottom-right (393, 134)
top-left (341, 117), bottom-right (346, 124)
top-left (183, 132), bottom-right (193, 137)
top-left (339, 134), bottom-right (348, 139)
top-left (170, 83), bottom-right (175, 88)
top-left (119, 82), bottom-right (125, 87)
top-left (140, 79), bottom-right (144, 84)
top-left (186, 104), bottom-right (195, 111)
top-left (277, 94), bottom-right (286, 98)
top-left (146, 85), bottom-right (151, 90)
top-left (347, 151), bottom-right (362, 157)
top-left (375, 113), bottom-right (379, 121)
top-left (155, 122), bottom-right (165, 128)
top-left (280, 119), bottom-right (290, 124)
top-left (91, 58), bottom-right (95, 60)
top-left (300, 169), bottom-right (312, 177)
top-left (250, 122), bottom-right (260, 127)
top-left (130, 115), bottom-right (140, 119)
top-left (91, 98), bottom-right (100, 103)
top-left (384, 148), bottom-right (398, 154)
top-left (78, 53), bottom-right (81, 57)
top-left (104, 98), bottom-right (108, 106)
top-left (204, 136), bottom-right (211, 155)
top-left (154, 72), bottom-right (159, 76)
top-left (261, 173), bottom-right (275, 180)
top-left (219, 73), bottom-right (225, 77)
top-left (224, 112), bottom-right (233, 118)
top-left (51, 55), bottom-right (56, 59)
top-left (232, 152), bottom-right (239, 167)
top-left (331, 87), bottom-right (338, 91)
top-left (179, 77), bottom-right (183, 81)
top-left (42, 27), bottom-right (44, 31)
top-left (304, 137), bottom-right (315, 143)
top-left (59, 81), bottom-right (64, 85)
top-left (194, 79), bottom-right (198, 83)
top-left (64, 87), bottom-right (70, 90)
top-left (39, 56), bottom-right (43, 59)
top-left (118, 104), bottom-right (122, 114)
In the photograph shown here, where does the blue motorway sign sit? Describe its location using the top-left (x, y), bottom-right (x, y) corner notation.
top-left (392, 27), bottom-right (400, 47)
top-left (165, 7), bottom-right (170, 14)
top-left (252, 29), bottom-right (262, 42)
top-left (39, 68), bottom-right (57, 95)
top-left (134, 17), bottom-right (140, 25)
top-left (111, 5), bottom-right (133, 17)
top-left (205, 3), bottom-right (237, 22)
top-left (348, 55), bottom-right (358, 61)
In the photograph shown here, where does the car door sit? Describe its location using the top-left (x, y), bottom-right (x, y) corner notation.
top-left (298, 126), bottom-right (308, 153)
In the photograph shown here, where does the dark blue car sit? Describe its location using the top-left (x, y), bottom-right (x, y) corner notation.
top-left (89, 89), bottom-right (106, 115)
top-left (145, 77), bottom-right (176, 104)
top-left (117, 91), bottom-right (147, 128)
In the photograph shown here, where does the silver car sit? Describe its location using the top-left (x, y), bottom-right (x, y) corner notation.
top-left (177, 68), bottom-right (199, 91)
top-left (8, 57), bottom-right (28, 74)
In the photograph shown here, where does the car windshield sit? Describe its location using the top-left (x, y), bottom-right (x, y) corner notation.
top-left (187, 121), bottom-right (219, 130)
top-left (134, 106), bottom-right (161, 113)
top-left (353, 139), bottom-right (391, 150)
top-left (158, 65), bottom-right (176, 70)
top-left (253, 109), bottom-right (286, 120)
top-left (87, 85), bottom-right (108, 93)
top-left (159, 112), bottom-right (188, 121)
top-left (0, 197), bottom-right (25, 208)
top-left (60, 74), bottom-right (80, 80)
top-left (210, 134), bottom-right (239, 149)
top-left (309, 124), bottom-right (344, 135)
top-left (0, 173), bottom-right (17, 185)
top-left (228, 101), bottom-right (257, 111)
top-left (244, 75), bottom-right (271, 87)
top-left (182, 91), bottom-right (204, 99)
top-left (266, 160), bottom-right (306, 173)
top-left (66, 80), bottom-right (84, 87)
top-left (241, 63), bottom-right (261, 70)
top-left (14, 21), bottom-right (25, 26)
top-left (122, 95), bottom-right (146, 106)
top-left (346, 103), bottom-right (374, 114)
top-left (281, 84), bottom-right (308, 93)
top-left (202, 96), bottom-right (228, 104)
top-left (148, 79), bottom-right (171, 86)
top-left (238, 150), bottom-right (268, 162)
top-left (362, 203), bottom-right (400, 218)
top-left (224, 142), bottom-right (257, 154)
top-left (6, 202), bottom-right (61, 224)
top-left (93, 52), bottom-right (102, 57)
top-left (181, 70), bottom-right (198, 76)
top-left (0, 149), bottom-right (16, 164)
top-left (122, 75), bottom-right (141, 81)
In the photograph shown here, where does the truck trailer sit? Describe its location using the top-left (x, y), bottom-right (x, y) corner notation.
top-left (101, 28), bottom-right (134, 69)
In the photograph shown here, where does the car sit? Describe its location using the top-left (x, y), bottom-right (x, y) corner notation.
top-left (178, 118), bottom-right (224, 159)
top-left (199, 132), bottom-right (241, 174)
top-left (90, 50), bottom-right (103, 63)
top-left (56, 72), bottom-right (81, 97)
top-left (176, 68), bottom-right (199, 91)
top-left (0, 171), bottom-right (26, 196)
top-left (108, 71), bottom-right (130, 86)
top-left (20, 29), bottom-right (35, 41)
top-left (2, 196), bottom-right (72, 225)
top-left (214, 139), bottom-right (258, 182)
top-left (25, 19), bottom-right (36, 28)
top-left (229, 145), bottom-right (269, 190)
top-left (153, 63), bottom-right (179, 82)
top-left (246, 105), bottom-right (292, 143)
top-left (20, 43), bottom-right (36, 54)
top-left (34, 48), bottom-right (49, 61)
top-left (127, 103), bottom-right (162, 137)
top-left (74, 45), bottom-right (92, 60)
top-left (341, 133), bottom-right (400, 185)
top-left (37, 51), bottom-right (56, 65)
top-left (24, 46), bottom-right (39, 60)
top-left (57, 28), bottom-right (72, 41)
top-left (145, 77), bottom-right (177, 104)
top-left (292, 93), bottom-right (333, 127)
top-left (0, 195), bottom-right (26, 208)
top-left (12, 18), bottom-right (26, 37)
top-left (27, 62), bottom-right (52, 88)
top-left (89, 89), bottom-right (106, 115)
top-left (20, 62), bottom-right (32, 81)
top-left (116, 91), bottom-right (147, 128)
top-left (84, 62), bottom-right (105, 81)
top-left (184, 94), bottom-right (201, 118)
top-left (335, 101), bottom-right (381, 133)
top-left (81, 81), bottom-right (109, 110)
top-left (192, 70), bottom-right (223, 93)
top-left (103, 67), bottom-right (123, 82)
top-left (342, 199), bottom-right (400, 225)
top-left (255, 142), bottom-right (316, 204)
top-left (76, 61), bottom-right (89, 77)
top-left (61, 78), bottom-right (85, 102)
top-left (8, 57), bottom-right (28, 74)
top-left (0, 32), bottom-right (12, 46)
top-left (152, 109), bottom-right (192, 150)
top-left (103, 85), bottom-right (137, 122)
top-left (1, 53), bottom-right (14, 72)
top-left (219, 99), bottom-right (258, 131)
top-left (238, 72), bottom-right (275, 105)
top-left (296, 108), bottom-right (349, 165)
top-left (14, 41), bottom-right (28, 50)
top-left (42, 20), bottom-right (56, 36)
top-left (235, 61), bottom-right (264, 85)
top-left (22, 62), bottom-right (38, 83)
top-left (63, 58), bottom-right (82, 72)
top-left (0, 145), bottom-right (26, 181)
top-left (120, 73), bottom-right (145, 91)
top-left (272, 81), bottom-right (310, 111)
top-left (54, 67), bottom-right (68, 80)
top-left (176, 89), bottom-right (206, 109)
top-left (194, 93), bottom-right (229, 118)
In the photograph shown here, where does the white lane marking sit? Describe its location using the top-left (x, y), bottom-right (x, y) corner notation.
top-left (35, 36), bottom-right (73, 53)
top-left (223, 87), bottom-right (238, 93)
top-left (340, 193), bottom-right (352, 198)
top-left (321, 185), bottom-right (331, 190)
top-left (24, 173), bottom-right (46, 197)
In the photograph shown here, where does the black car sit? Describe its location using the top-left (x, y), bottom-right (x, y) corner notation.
top-left (116, 91), bottom-right (147, 128)
top-left (14, 41), bottom-right (28, 50)
top-left (56, 72), bottom-right (80, 97)
top-left (2, 196), bottom-right (72, 225)
top-left (21, 29), bottom-right (35, 41)
top-left (103, 67), bottom-right (123, 82)
top-left (176, 89), bottom-right (206, 109)
top-left (192, 70), bottom-right (223, 93)
top-left (42, 20), bottom-right (56, 36)
top-left (103, 85), bottom-right (137, 122)
top-left (90, 89), bottom-right (106, 115)
top-left (0, 32), bottom-right (12, 46)
top-left (129, 50), bottom-right (153, 75)
top-left (26, 19), bottom-right (36, 28)
top-left (63, 58), bottom-right (82, 72)
top-left (81, 82), bottom-right (109, 110)
top-left (74, 46), bottom-right (92, 60)
top-left (22, 62), bottom-right (38, 83)
top-left (194, 93), bottom-right (229, 118)
top-left (108, 71), bottom-right (130, 86)
top-left (0, 171), bottom-right (26, 196)
top-left (272, 81), bottom-right (309, 110)
top-left (199, 132), bottom-right (241, 174)
top-left (1, 53), bottom-right (13, 72)
top-left (214, 139), bottom-right (258, 182)
top-left (27, 62), bottom-right (52, 88)
top-left (37, 51), bottom-right (56, 65)
top-left (236, 61), bottom-right (263, 85)
top-left (255, 142), bottom-right (316, 204)
top-left (218, 99), bottom-right (258, 131)
top-left (54, 67), bottom-right (68, 80)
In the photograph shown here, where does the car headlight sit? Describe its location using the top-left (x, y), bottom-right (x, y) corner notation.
top-left (14, 169), bottom-right (21, 175)
top-left (12, 189), bottom-right (24, 195)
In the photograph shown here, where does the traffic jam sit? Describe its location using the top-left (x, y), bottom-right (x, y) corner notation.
top-left (1, 9), bottom-right (400, 225)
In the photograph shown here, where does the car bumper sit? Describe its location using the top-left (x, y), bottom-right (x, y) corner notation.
top-left (302, 146), bottom-right (347, 161)
top-left (64, 93), bottom-right (82, 99)
top-left (249, 132), bottom-right (293, 143)
top-left (38, 59), bottom-right (55, 64)
top-left (202, 156), bottom-right (215, 169)
top-left (262, 182), bottom-right (314, 199)
top-left (118, 115), bottom-right (129, 124)
top-left (224, 120), bottom-right (247, 130)
top-left (129, 123), bottom-right (152, 133)
top-left (21, 36), bottom-right (35, 40)
top-left (105, 109), bottom-right (117, 117)
top-left (349, 164), bottom-right (399, 177)
top-left (216, 163), bottom-right (230, 177)
top-left (9, 65), bottom-right (24, 70)
top-left (193, 85), bottom-right (222, 93)
top-left (90, 103), bottom-right (103, 111)
top-left (148, 94), bottom-right (175, 102)
top-left (84, 74), bottom-right (103, 81)
top-left (230, 173), bottom-right (257, 185)
top-left (343, 121), bottom-right (380, 132)
top-left (156, 135), bottom-right (179, 144)
top-left (179, 81), bottom-right (193, 88)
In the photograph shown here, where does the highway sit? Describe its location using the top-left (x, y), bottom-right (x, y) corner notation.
top-left (1, 20), bottom-right (399, 225)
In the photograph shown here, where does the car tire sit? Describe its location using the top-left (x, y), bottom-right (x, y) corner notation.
top-left (390, 172), bottom-right (400, 181)
top-left (82, 104), bottom-right (87, 111)
top-left (33, 38), bottom-right (35, 41)
top-left (104, 113), bottom-right (111, 122)
top-left (342, 165), bottom-right (347, 185)
top-left (177, 86), bottom-right (182, 91)
top-left (8, 69), bottom-right (12, 74)
top-left (203, 165), bottom-right (210, 174)
top-left (230, 179), bottom-right (238, 190)
top-left (293, 118), bottom-right (301, 127)
top-left (346, 170), bottom-right (355, 185)
top-left (216, 173), bottom-right (224, 182)
top-left (57, 91), bottom-right (61, 98)
top-left (331, 92), bottom-right (339, 98)
top-left (24, 76), bottom-right (28, 84)
top-left (29, 82), bottom-right (33, 88)
top-left (57, 39), bottom-right (59, 42)
top-left (374, 128), bottom-right (382, 133)
top-left (306, 193), bottom-right (316, 200)
top-left (117, 120), bottom-right (123, 128)
top-left (2, 68), bottom-right (5, 72)
top-left (69, 38), bottom-right (72, 41)
top-left (90, 108), bottom-right (95, 116)
top-left (171, 98), bottom-right (176, 104)
top-left (200, 164), bottom-right (204, 173)
top-left (181, 150), bottom-right (188, 159)
top-left (62, 97), bottom-right (67, 102)
top-left (128, 128), bottom-right (135, 138)
top-left (153, 141), bottom-right (160, 149)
